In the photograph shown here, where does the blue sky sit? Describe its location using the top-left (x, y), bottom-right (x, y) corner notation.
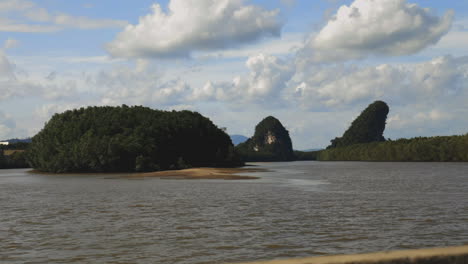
top-left (1, 0), bottom-right (467, 149)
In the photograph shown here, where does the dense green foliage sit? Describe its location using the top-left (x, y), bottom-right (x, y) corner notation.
top-left (0, 142), bottom-right (30, 169)
top-left (294, 150), bottom-right (320, 161)
top-left (328, 101), bottom-right (389, 148)
top-left (1, 142), bottom-right (30, 150)
top-left (318, 134), bottom-right (468, 161)
top-left (236, 116), bottom-right (295, 161)
top-left (0, 151), bottom-right (29, 169)
top-left (28, 105), bottom-right (242, 173)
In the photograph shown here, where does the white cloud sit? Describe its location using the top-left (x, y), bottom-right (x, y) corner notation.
top-left (0, 51), bottom-right (83, 101)
top-left (194, 53), bottom-right (294, 104)
top-left (293, 55), bottom-right (468, 109)
top-left (0, 51), bottom-right (16, 81)
top-left (107, 0), bottom-right (282, 58)
top-left (0, 0), bottom-right (34, 12)
top-left (305, 0), bottom-right (454, 62)
top-left (0, 0), bottom-right (127, 33)
top-left (195, 32), bottom-right (303, 59)
top-left (87, 65), bottom-right (191, 106)
top-left (53, 14), bottom-right (127, 29)
top-left (0, 111), bottom-right (16, 140)
top-left (0, 18), bottom-right (60, 33)
top-left (35, 103), bottom-right (90, 121)
top-left (423, 29), bottom-right (468, 57)
top-left (388, 109), bottom-right (453, 131)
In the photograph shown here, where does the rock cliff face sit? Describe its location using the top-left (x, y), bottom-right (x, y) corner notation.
top-left (328, 101), bottom-right (389, 149)
top-left (236, 116), bottom-right (295, 161)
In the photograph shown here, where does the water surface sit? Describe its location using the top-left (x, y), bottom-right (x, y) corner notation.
top-left (1, 161), bottom-right (467, 263)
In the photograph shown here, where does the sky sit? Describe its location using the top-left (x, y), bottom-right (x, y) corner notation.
top-left (0, 0), bottom-right (467, 149)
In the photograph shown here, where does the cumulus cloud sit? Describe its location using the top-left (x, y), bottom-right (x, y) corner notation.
top-left (388, 109), bottom-right (453, 131)
top-left (86, 66), bottom-right (191, 106)
top-left (293, 55), bottom-right (468, 109)
top-left (0, 0), bottom-right (127, 32)
top-left (0, 51), bottom-right (83, 101)
top-left (304, 0), bottom-right (454, 62)
top-left (107, 0), bottom-right (282, 58)
top-left (35, 103), bottom-right (90, 121)
top-left (0, 51), bottom-right (16, 81)
top-left (0, 111), bottom-right (16, 140)
top-left (193, 53), bottom-right (294, 104)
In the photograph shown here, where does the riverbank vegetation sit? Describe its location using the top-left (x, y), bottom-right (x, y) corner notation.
top-left (0, 141), bottom-right (30, 169)
top-left (318, 134), bottom-right (468, 161)
top-left (319, 100), bottom-right (468, 161)
top-left (0, 151), bottom-right (29, 169)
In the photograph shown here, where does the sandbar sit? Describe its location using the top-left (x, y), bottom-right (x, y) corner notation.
top-left (132, 167), bottom-right (265, 180)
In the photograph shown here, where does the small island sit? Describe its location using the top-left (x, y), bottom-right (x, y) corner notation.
top-left (27, 105), bottom-right (243, 173)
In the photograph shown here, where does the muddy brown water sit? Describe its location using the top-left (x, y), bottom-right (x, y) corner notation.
top-left (1, 161), bottom-right (467, 263)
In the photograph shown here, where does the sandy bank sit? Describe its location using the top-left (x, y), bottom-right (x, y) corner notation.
top-left (132, 167), bottom-right (265, 180)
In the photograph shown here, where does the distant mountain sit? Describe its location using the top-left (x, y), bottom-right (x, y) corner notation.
top-left (2, 138), bottom-right (32, 143)
top-left (230, 135), bottom-right (248, 145)
top-left (298, 148), bottom-right (322, 152)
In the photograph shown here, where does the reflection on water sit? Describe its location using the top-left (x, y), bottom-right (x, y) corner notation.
top-left (1, 162), bottom-right (467, 264)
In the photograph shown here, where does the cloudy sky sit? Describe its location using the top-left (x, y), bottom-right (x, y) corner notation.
top-left (1, 0), bottom-right (467, 149)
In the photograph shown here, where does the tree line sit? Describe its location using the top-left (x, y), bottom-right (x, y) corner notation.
top-left (318, 134), bottom-right (468, 161)
top-left (0, 145), bottom-right (29, 169)
top-left (1, 101), bottom-right (467, 171)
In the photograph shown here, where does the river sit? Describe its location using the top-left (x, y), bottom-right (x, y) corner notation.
top-left (1, 161), bottom-right (467, 263)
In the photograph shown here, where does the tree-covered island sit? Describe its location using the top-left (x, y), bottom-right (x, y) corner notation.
top-left (27, 105), bottom-right (243, 173)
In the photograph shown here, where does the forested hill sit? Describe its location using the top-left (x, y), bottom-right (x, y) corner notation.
top-left (328, 101), bottom-right (389, 148)
top-left (28, 105), bottom-right (242, 173)
top-left (235, 116), bottom-right (295, 161)
top-left (317, 100), bottom-right (468, 161)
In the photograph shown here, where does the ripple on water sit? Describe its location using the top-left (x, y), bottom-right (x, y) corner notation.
top-left (1, 163), bottom-right (468, 264)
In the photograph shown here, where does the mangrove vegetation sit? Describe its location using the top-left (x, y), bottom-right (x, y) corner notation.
top-left (28, 105), bottom-right (242, 173)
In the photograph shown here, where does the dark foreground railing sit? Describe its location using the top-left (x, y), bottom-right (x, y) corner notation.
top-left (232, 245), bottom-right (468, 264)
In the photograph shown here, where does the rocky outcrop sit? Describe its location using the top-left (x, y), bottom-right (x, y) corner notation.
top-left (328, 100), bottom-right (389, 149)
top-left (235, 116), bottom-right (295, 161)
